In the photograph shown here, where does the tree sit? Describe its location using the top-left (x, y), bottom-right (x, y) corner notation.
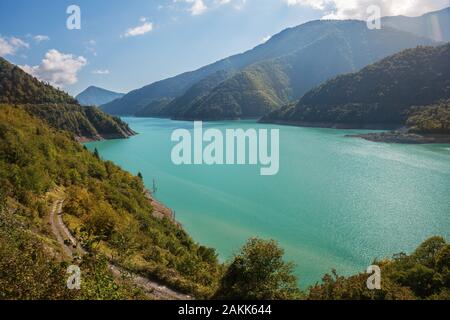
top-left (137, 172), bottom-right (143, 180)
top-left (93, 148), bottom-right (100, 159)
top-left (214, 238), bottom-right (301, 300)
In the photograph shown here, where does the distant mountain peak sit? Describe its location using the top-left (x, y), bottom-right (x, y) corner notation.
top-left (76, 86), bottom-right (125, 107)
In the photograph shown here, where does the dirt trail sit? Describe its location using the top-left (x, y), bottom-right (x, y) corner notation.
top-left (49, 199), bottom-right (191, 300)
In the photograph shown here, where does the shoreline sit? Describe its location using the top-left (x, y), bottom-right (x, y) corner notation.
top-left (76, 131), bottom-right (137, 143)
top-left (260, 119), bottom-right (450, 144)
top-left (348, 131), bottom-right (450, 144)
top-left (259, 119), bottom-right (400, 130)
top-left (144, 189), bottom-right (181, 226)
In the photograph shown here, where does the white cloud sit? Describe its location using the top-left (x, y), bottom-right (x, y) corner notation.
top-left (285, 0), bottom-right (450, 20)
top-left (0, 36), bottom-right (29, 56)
top-left (0, 37), bottom-right (14, 56)
top-left (34, 35), bottom-right (50, 43)
top-left (123, 21), bottom-right (154, 37)
top-left (20, 49), bottom-right (87, 87)
top-left (173, 0), bottom-right (246, 15)
top-left (92, 69), bottom-right (110, 75)
top-left (186, 0), bottom-right (208, 15)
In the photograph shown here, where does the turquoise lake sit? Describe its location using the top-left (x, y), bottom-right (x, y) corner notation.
top-left (86, 117), bottom-right (450, 287)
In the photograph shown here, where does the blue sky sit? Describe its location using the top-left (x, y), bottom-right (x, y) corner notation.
top-left (1, 0), bottom-right (449, 96)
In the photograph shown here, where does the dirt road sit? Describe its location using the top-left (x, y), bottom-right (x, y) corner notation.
top-left (49, 199), bottom-right (191, 300)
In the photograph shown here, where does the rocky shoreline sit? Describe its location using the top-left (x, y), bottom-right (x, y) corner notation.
top-left (259, 119), bottom-right (399, 130)
top-left (260, 119), bottom-right (450, 144)
top-left (144, 189), bottom-right (181, 226)
top-left (348, 131), bottom-right (450, 144)
top-left (76, 131), bottom-right (137, 143)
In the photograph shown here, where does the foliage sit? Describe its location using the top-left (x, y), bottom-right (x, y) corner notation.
top-left (214, 238), bottom-right (302, 300)
top-left (407, 100), bottom-right (450, 134)
top-left (135, 97), bottom-right (174, 117)
top-left (0, 57), bottom-right (76, 105)
top-left (264, 43), bottom-right (450, 127)
top-left (0, 105), bottom-right (222, 298)
top-left (0, 210), bottom-right (144, 300)
top-left (0, 98), bottom-right (448, 299)
top-left (308, 237), bottom-right (450, 300)
top-left (0, 57), bottom-right (134, 140)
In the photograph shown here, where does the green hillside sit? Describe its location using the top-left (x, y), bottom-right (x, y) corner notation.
top-left (135, 97), bottom-right (174, 117)
top-left (0, 105), bottom-right (222, 298)
top-left (172, 63), bottom-right (290, 120)
top-left (308, 236), bottom-right (450, 300)
top-left (263, 43), bottom-right (450, 132)
top-left (0, 57), bottom-right (134, 141)
top-left (407, 100), bottom-right (450, 134)
top-left (152, 70), bottom-right (234, 118)
top-left (173, 21), bottom-right (436, 120)
top-left (1, 92), bottom-right (448, 301)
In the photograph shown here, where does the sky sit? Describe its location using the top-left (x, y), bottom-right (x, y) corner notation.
top-left (1, 0), bottom-right (449, 96)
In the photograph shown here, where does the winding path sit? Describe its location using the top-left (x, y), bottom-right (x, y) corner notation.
top-left (49, 199), bottom-right (191, 300)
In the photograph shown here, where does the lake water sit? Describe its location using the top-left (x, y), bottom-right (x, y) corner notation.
top-left (86, 117), bottom-right (450, 287)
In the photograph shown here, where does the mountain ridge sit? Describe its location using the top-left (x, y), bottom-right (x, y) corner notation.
top-left (102, 16), bottom-right (441, 120)
top-left (0, 57), bottom-right (135, 141)
top-left (162, 21), bottom-right (437, 120)
top-left (262, 43), bottom-right (450, 135)
top-left (76, 86), bottom-right (125, 107)
top-left (382, 6), bottom-right (450, 41)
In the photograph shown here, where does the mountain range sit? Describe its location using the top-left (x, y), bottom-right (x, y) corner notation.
top-left (100, 7), bottom-right (450, 121)
top-left (382, 7), bottom-right (450, 42)
top-left (262, 43), bottom-right (450, 133)
top-left (76, 86), bottom-right (125, 107)
top-left (0, 57), bottom-right (134, 141)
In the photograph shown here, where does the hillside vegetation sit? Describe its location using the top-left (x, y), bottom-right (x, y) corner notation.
top-left (0, 105), bottom-right (222, 298)
top-left (407, 100), bottom-right (450, 134)
top-left (308, 236), bottom-right (450, 300)
top-left (263, 43), bottom-right (450, 131)
top-left (0, 57), bottom-right (134, 141)
top-left (0, 104), bottom-right (448, 299)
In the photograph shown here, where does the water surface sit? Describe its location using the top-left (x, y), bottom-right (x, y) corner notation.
top-left (86, 118), bottom-right (450, 286)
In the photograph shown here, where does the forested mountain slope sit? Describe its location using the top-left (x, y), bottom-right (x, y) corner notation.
top-left (262, 43), bottom-right (450, 131)
top-left (170, 21), bottom-right (436, 120)
top-left (0, 57), bottom-right (134, 141)
top-left (0, 105), bottom-right (222, 298)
